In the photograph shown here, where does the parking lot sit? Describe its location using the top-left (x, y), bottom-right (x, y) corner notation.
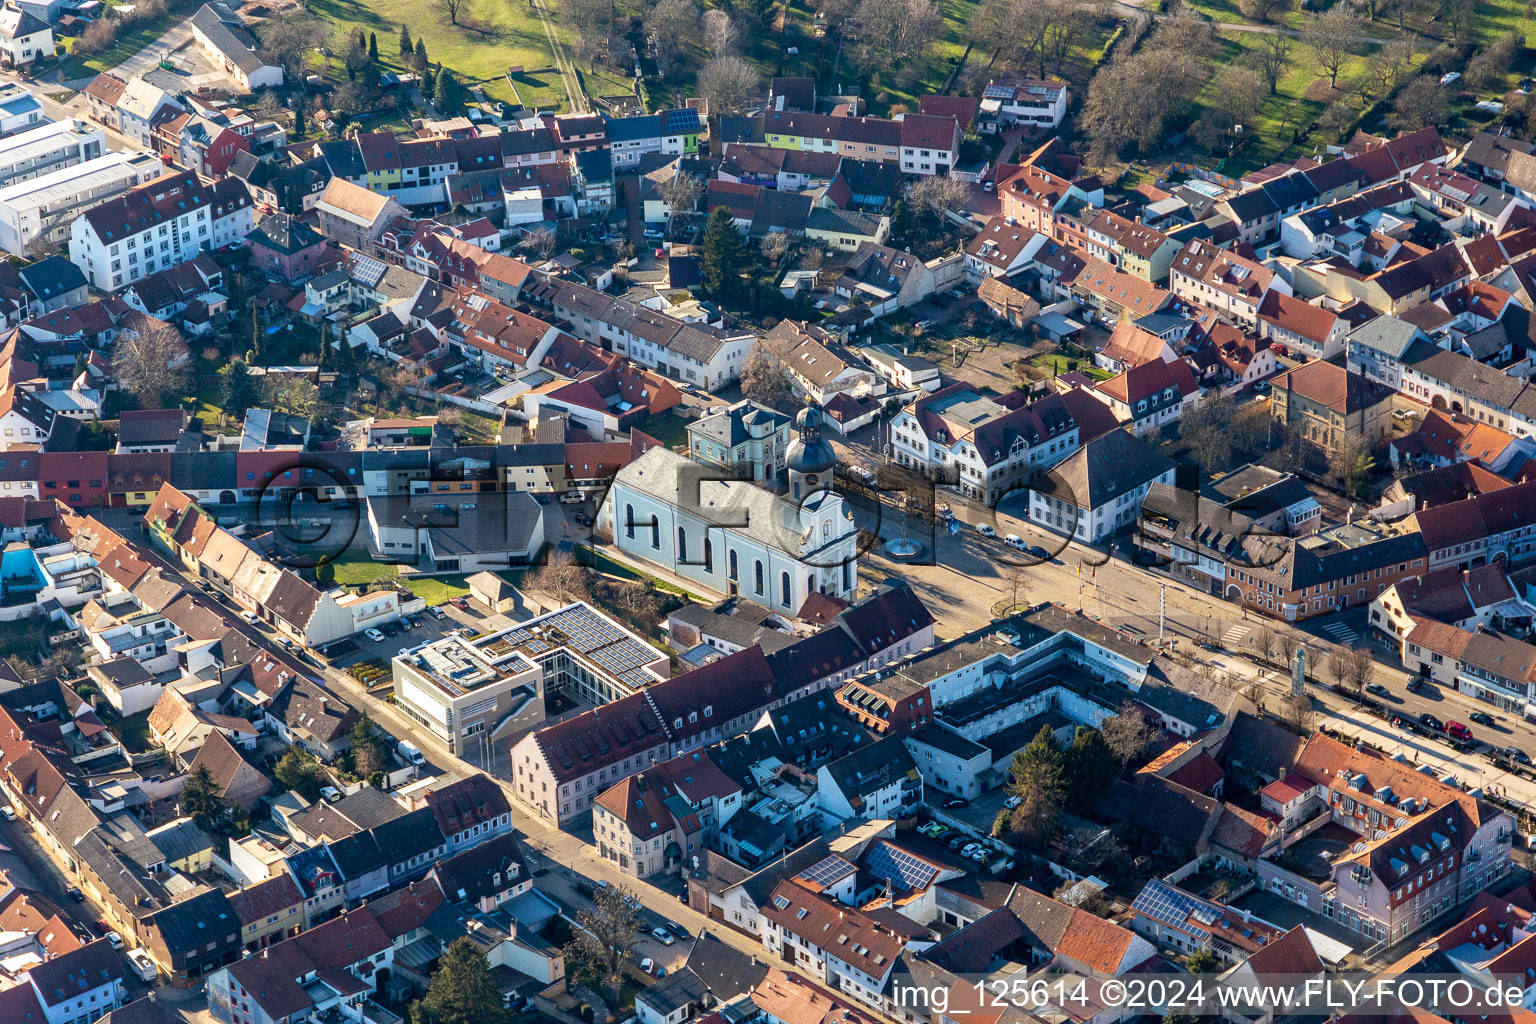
top-left (328, 598), bottom-right (521, 669)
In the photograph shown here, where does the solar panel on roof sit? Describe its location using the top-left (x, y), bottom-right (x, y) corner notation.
top-left (795, 854), bottom-right (856, 889)
top-left (864, 842), bottom-right (938, 893)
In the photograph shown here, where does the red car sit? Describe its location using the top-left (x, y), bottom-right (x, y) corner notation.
top-left (1445, 721), bottom-right (1474, 742)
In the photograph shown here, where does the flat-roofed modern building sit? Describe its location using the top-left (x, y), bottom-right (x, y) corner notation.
top-left (0, 119), bottom-right (104, 190)
top-left (393, 633), bottom-right (543, 757)
top-left (479, 600), bottom-right (670, 706)
top-left (0, 148), bottom-right (159, 254)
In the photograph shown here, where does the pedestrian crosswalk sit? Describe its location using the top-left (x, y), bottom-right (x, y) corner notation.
top-left (1321, 620), bottom-right (1360, 645)
top-left (1221, 624), bottom-right (1251, 648)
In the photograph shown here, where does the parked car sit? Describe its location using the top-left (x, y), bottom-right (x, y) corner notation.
top-left (66, 887), bottom-right (83, 902)
top-left (976, 524), bottom-right (996, 537)
top-left (398, 741), bottom-right (425, 766)
top-left (917, 822), bottom-right (944, 838)
top-left (105, 931), bottom-right (123, 950)
top-left (426, 606), bottom-right (445, 619)
top-left (968, 848), bottom-right (989, 862)
top-left (1445, 721), bottom-right (1474, 742)
top-left (560, 491), bottom-right (585, 504)
top-left (379, 620), bottom-right (401, 637)
top-left (1503, 746), bottom-right (1531, 765)
top-left (1004, 534), bottom-right (1026, 550)
top-left (1419, 713), bottom-right (1443, 731)
top-left (640, 958), bottom-right (656, 975)
top-left (946, 836), bottom-right (968, 851)
top-left (1406, 678), bottom-right (1425, 693)
top-left (960, 843), bottom-right (982, 857)
top-left (651, 927), bottom-right (675, 945)
top-left (1002, 795), bottom-right (1022, 809)
top-left (365, 628), bottom-right (385, 642)
top-left (575, 511), bottom-right (593, 527)
top-left (941, 797), bottom-right (969, 809)
top-left (1252, 381), bottom-right (1271, 394)
top-left (0, 805), bottom-right (14, 821)
top-left (1470, 711), bottom-right (1495, 726)
top-left (452, 597), bottom-right (470, 610)
top-left (1027, 545), bottom-right (1050, 560)
top-left (320, 786), bottom-right (343, 803)
top-left (665, 921), bottom-right (689, 940)
top-left (1366, 684), bottom-right (1391, 699)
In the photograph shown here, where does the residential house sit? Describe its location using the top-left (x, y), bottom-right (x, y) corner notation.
top-left (1030, 429), bottom-right (1177, 544)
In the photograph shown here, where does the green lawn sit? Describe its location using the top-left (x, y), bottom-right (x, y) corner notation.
top-left (639, 411), bottom-right (690, 448)
top-left (58, 1), bottom-right (188, 79)
top-left (111, 710), bottom-right (153, 752)
top-left (1031, 352), bottom-right (1111, 381)
top-left (1174, 34), bottom-right (1427, 176)
top-left (310, 0), bottom-right (568, 111)
top-left (330, 552), bottom-right (402, 587)
top-left (405, 575), bottom-right (475, 605)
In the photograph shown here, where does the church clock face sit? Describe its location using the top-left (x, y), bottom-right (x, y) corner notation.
top-left (805, 473), bottom-right (819, 486)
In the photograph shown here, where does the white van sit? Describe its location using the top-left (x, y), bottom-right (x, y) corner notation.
top-left (1004, 534), bottom-right (1027, 550)
top-left (126, 948), bottom-right (157, 982)
top-left (559, 491), bottom-right (585, 504)
top-left (398, 740), bottom-right (425, 766)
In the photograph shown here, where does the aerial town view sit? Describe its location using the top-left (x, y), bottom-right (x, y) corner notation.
top-left (7, 0), bottom-right (1536, 1023)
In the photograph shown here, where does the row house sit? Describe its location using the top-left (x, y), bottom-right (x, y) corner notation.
top-left (1399, 345), bottom-right (1536, 438)
top-left (1227, 520), bottom-right (1428, 621)
top-left (1082, 207), bottom-right (1180, 283)
top-left (895, 113), bottom-right (961, 177)
top-left (440, 291), bottom-right (561, 376)
top-left (512, 586), bottom-right (935, 827)
top-left (761, 110), bottom-right (901, 164)
top-left (1409, 162), bottom-right (1526, 236)
top-left (1258, 290), bottom-right (1350, 361)
top-left (1168, 239), bottom-right (1290, 326)
top-left (1069, 255), bottom-right (1174, 325)
top-left (1408, 479), bottom-right (1536, 571)
top-left (149, 110), bottom-right (248, 177)
top-left (1255, 732), bottom-right (1511, 946)
top-left (536, 278), bottom-right (755, 388)
top-left (1399, 618), bottom-right (1536, 713)
top-left (604, 109), bottom-right (701, 168)
top-left (68, 170), bottom-right (252, 291)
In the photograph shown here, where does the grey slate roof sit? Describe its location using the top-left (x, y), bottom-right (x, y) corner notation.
top-left (190, 2), bottom-right (271, 76)
top-left (1033, 428), bottom-right (1176, 509)
top-left (1347, 314), bottom-right (1430, 360)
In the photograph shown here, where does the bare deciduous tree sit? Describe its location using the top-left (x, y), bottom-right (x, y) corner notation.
top-left (1303, 6), bottom-right (1361, 87)
top-left (1253, 33), bottom-right (1292, 95)
top-left (702, 9), bottom-right (738, 55)
top-left (850, 0), bottom-right (943, 70)
top-left (904, 174), bottom-right (971, 216)
top-left (1389, 76), bottom-right (1450, 132)
top-left (432, 0), bottom-right (466, 25)
top-left (698, 56), bottom-right (760, 115)
top-left (759, 231), bottom-right (794, 264)
top-left (1100, 701), bottom-right (1159, 770)
top-left (659, 172), bottom-right (704, 216)
top-left (1348, 648), bottom-right (1376, 696)
top-left (258, 10), bottom-right (329, 80)
top-left (113, 320), bottom-right (189, 409)
top-left (1254, 626), bottom-right (1277, 665)
top-left (519, 227), bottom-right (559, 259)
top-left (646, 0), bottom-right (698, 76)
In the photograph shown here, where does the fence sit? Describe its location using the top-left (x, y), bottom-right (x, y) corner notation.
top-left (1167, 162), bottom-right (1242, 192)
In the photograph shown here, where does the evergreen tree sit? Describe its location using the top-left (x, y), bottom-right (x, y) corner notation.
top-left (368, 32), bottom-right (378, 62)
top-left (180, 764), bottom-right (227, 830)
top-left (435, 70), bottom-right (462, 116)
top-left (413, 38), bottom-right (429, 74)
top-left (274, 749), bottom-right (327, 802)
top-left (250, 303), bottom-right (263, 363)
top-left (700, 207), bottom-right (746, 298)
top-left (415, 939), bottom-right (510, 1024)
top-left (1062, 726), bottom-right (1118, 798)
top-left (218, 361), bottom-right (259, 420)
top-left (1006, 725), bottom-right (1067, 849)
top-left (400, 25), bottom-right (412, 56)
top-left (285, 185), bottom-right (302, 215)
top-left (293, 104), bottom-right (305, 138)
top-left (364, 61), bottom-right (381, 90)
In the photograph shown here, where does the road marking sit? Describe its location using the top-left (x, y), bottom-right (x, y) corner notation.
top-left (1221, 624), bottom-right (1251, 647)
top-left (1322, 621), bottom-right (1359, 644)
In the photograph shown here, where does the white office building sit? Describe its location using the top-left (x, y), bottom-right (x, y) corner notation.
top-left (0, 148), bottom-right (159, 255)
top-left (0, 119), bottom-right (104, 189)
